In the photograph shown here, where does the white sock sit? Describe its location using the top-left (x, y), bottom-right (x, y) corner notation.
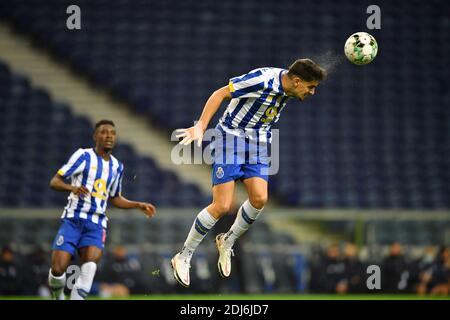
top-left (48, 269), bottom-right (66, 300)
top-left (224, 200), bottom-right (263, 248)
top-left (70, 262), bottom-right (97, 300)
top-left (180, 208), bottom-right (218, 262)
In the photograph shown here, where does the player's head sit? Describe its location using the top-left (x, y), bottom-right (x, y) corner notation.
top-left (93, 119), bottom-right (116, 152)
top-left (286, 58), bottom-right (326, 101)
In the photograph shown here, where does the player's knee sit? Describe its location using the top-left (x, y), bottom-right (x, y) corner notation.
top-left (212, 202), bottom-right (232, 216)
top-left (50, 263), bottom-right (67, 277)
top-left (51, 255), bottom-right (71, 276)
top-left (249, 194), bottom-right (268, 209)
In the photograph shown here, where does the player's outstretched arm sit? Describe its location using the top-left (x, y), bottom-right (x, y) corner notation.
top-left (49, 174), bottom-right (89, 196)
top-left (176, 85), bottom-right (231, 146)
top-left (109, 194), bottom-right (156, 218)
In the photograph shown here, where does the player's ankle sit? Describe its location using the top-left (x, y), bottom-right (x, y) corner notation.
top-left (224, 239), bottom-right (234, 249)
top-left (179, 246), bottom-right (194, 262)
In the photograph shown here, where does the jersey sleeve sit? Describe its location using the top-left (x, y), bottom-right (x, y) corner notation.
top-left (228, 69), bottom-right (267, 99)
top-left (109, 163), bottom-right (124, 198)
top-left (57, 148), bottom-right (86, 179)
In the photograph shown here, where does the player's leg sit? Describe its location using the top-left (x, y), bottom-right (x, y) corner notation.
top-left (182, 180), bottom-right (236, 253)
top-left (206, 180), bottom-right (236, 219)
top-left (226, 176), bottom-right (268, 246)
top-left (242, 176), bottom-right (268, 209)
top-left (171, 180), bottom-right (235, 287)
top-left (49, 219), bottom-right (80, 300)
top-left (69, 220), bottom-right (106, 300)
top-left (48, 250), bottom-right (72, 300)
top-left (216, 176), bottom-right (268, 277)
top-left (69, 246), bottom-right (102, 300)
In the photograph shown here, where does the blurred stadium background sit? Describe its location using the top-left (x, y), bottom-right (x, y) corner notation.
top-left (0, 0), bottom-right (449, 299)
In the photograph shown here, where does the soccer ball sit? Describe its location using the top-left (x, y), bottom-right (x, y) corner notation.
top-left (344, 32), bottom-right (378, 65)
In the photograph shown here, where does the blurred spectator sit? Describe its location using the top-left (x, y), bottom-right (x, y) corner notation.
top-left (381, 242), bottom-right (410, 293)
top-left (417, 246), bottom-right (437, 272)
top-left (413, 246), bottom-right (436, 295)
top-left (26, 246), bottom-right (51, 297)
top-left (428, 247), bottom-right (450, 295)
top-left (341, 243), bottom-right (364, 293)
top-left (97, 246), bottom-right (149, 295)
top-left (0, 246), bottom-right (24, 295)
top-left (310, 244), bottom-right (346, 293)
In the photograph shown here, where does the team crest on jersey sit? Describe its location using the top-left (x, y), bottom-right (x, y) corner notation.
top-left (56, 235), bottom-right (64, 246)
top-left (216, 166), bottom-right (224, 179)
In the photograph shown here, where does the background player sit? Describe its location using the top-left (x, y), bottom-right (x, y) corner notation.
top-left (172, 59), bottom-right (326, 287)
top-left (47, 119), bottom-right (156, 300)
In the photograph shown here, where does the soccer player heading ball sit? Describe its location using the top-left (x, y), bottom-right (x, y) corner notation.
top-left (48, 120), bottom-right (156, 300)
top-left (173, 59), bottom-right (326, 287)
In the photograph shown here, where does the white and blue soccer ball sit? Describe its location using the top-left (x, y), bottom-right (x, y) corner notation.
top-left (344, 32), bottom-right (378, 65)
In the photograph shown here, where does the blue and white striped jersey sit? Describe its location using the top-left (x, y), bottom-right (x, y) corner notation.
top-left (219, 67), bottom-right (290, 141)
top-left (57, 148), bottom-right (124, 228)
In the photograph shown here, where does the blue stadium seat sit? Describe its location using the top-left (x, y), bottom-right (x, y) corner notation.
top-left (0, 60), bottom-right (209, 208)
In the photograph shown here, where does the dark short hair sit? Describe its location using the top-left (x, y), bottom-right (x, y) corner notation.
top-left (94, 119), bottom-right (115, 132)
top-left (288, 58), bottom-right (327, 82)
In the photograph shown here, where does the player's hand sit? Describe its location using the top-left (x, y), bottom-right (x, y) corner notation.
top-left (175, 121), bottom-right (204, 147)
top-left (138, 202), bottom-right (156, 218)
top-left (71, 185), bottom-right (90, 198)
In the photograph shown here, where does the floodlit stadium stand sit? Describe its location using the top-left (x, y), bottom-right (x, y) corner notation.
top-left (1, 0), bottom-right (447, 208)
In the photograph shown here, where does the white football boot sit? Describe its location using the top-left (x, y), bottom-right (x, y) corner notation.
top-left (171, 253), bottom-right (191, 287)
top-left (215, 233), bottom-right (234, 278)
